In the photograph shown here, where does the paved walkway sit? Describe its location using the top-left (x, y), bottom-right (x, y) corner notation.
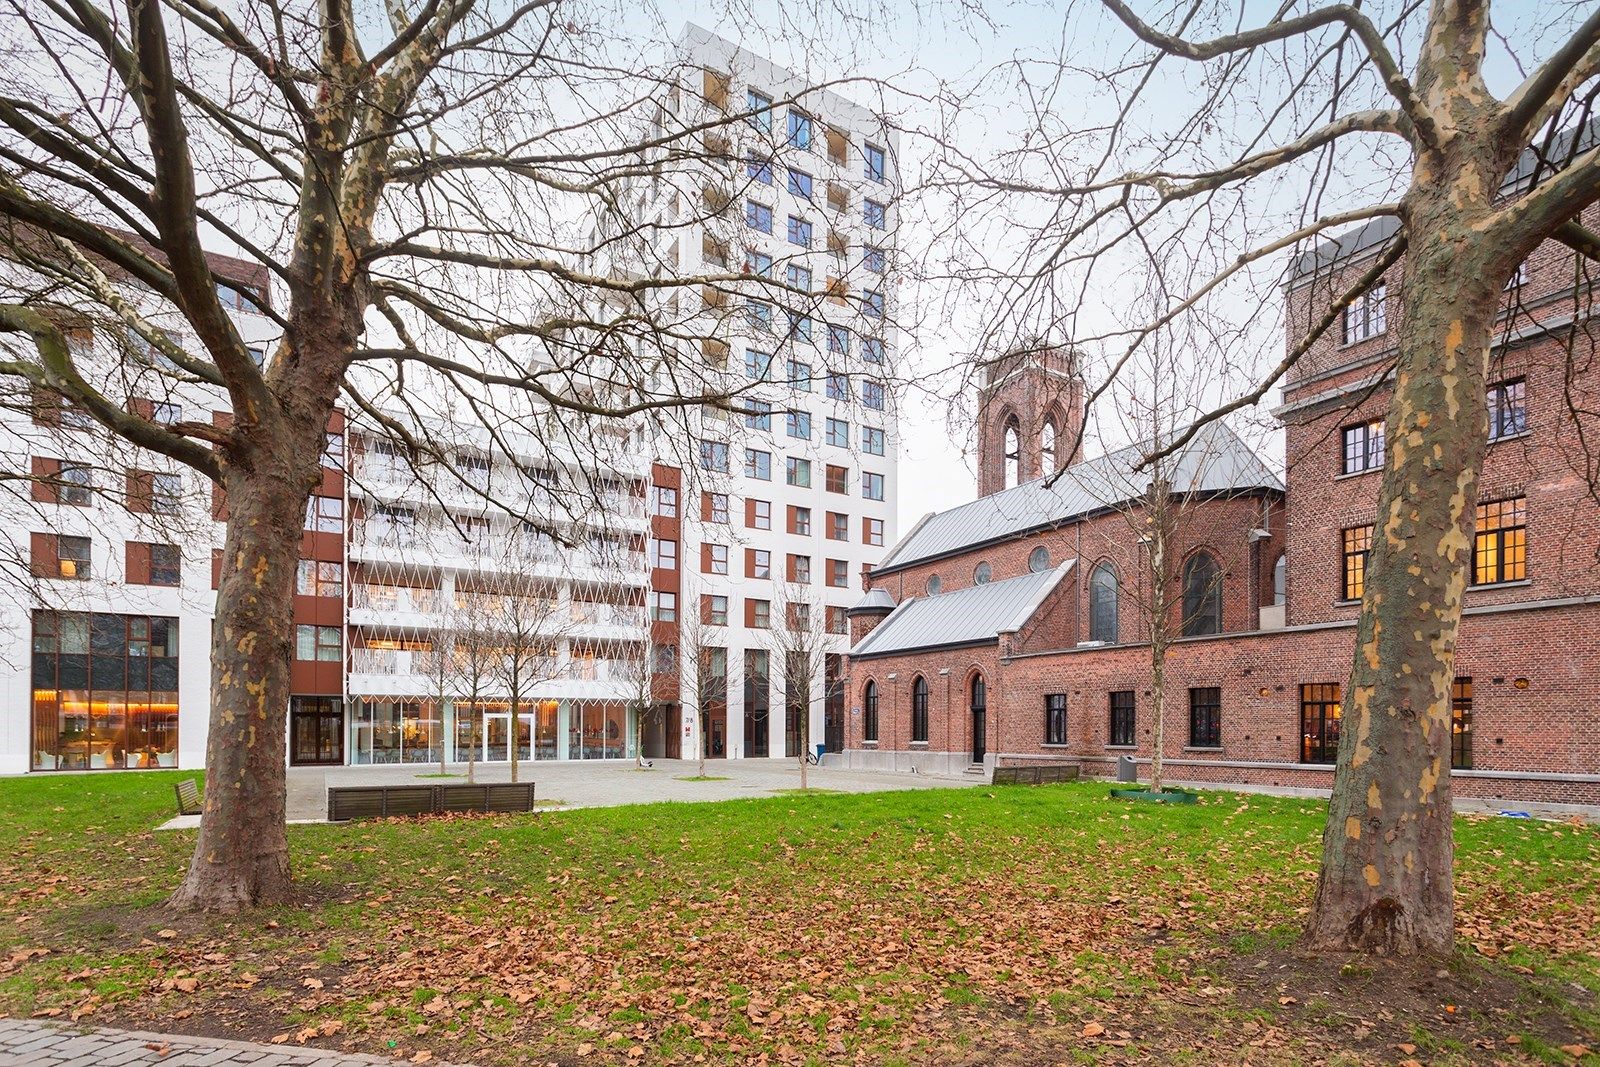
top-left (282, 757), bottom-right (982, 822)
top-left (0, 1019), bottom-right (468, 1066)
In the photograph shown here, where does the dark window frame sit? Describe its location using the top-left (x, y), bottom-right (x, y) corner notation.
top-left (1108, 691), bottom-right (1135, 747)
top-left (911, 675), bottom-right (929, 742)
top-left (1300, 683), bottom-right (1341, 764)
top-left (1188, 686), bottom-right (1221, 748)
top-left (1472, 497), bottom-right (1526, 585)
top-left (1044, 693), bottom-right (1068, 745)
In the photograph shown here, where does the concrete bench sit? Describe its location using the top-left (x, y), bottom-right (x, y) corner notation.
top-left (327, 782), bottom-right (537, 822)
top-left (992, 763), bottom-right (1080, 786)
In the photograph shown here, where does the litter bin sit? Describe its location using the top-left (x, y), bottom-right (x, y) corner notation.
top-left (814, 743), bottom-right (826, 764)
top-left (1116, 755), bottom-right (1138, 783)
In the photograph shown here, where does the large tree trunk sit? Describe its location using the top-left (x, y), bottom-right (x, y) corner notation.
top-left (1303, 187), bottom-right (1507, 955)
top-left (169, 461), bottom-right (307, 911)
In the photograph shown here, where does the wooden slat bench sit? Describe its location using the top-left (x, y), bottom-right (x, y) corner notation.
top-left (992, 764), bottom-right (1080, 786)
top-left (174, 778), bottom-right (202, 816)
top-left (327, 782), bottom-right (537, 822)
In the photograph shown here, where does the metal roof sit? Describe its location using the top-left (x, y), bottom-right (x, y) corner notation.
top-left (847, 587), bottom-right (897, 615)
top-left (851, 562), bottom-right (1074, 658)
top-left (875, 421), bottom-right (1281, 573)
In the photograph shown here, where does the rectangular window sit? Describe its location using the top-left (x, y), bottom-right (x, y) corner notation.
top-left (321, 431), bottom-right (343, 469)
top-left (744, 449), bottom-right (772, 480)
top-left (1045, 694), bottom-right (1068, 745)
top-left (864, 199), bottom-right (886, 229)
top-left (1188, 687), bottom-right (1221, 748)
top-left (1451, 677), bottom-right (1473, 770)
top-left (864, 143), bottom-right (887, 182)
top-left (707, 492), bottom-right (729, 523)
top-left (786, 410), bottom-right (812, 440)
top-left (790, 505), bottom-right (812, 535)
top-left (863, 517), bottom-right (884, 546)
top-left (826, 512), bottom-right (848, 541)
top-left (787, 216), bottom-right (813, 247)
top-left (861, 471), bottom-right (885, 501)
top-left (746, 89), bottom-right (772, 131)
top-left (749, 499), bottom-right (772, 530)
top-left (787, 169), bottom-right (813, 200)
top-left (745, 250), bottom-right (773, 277)
top-left (1342, 282), bottom-right (1387, 344)
top-left (826, 606), bottom-right (848, 634)
top-left (296, 624), bottom-right (342, 662)
top-left (1342, 525), bottom-right (1372, 601)
top-left (750, 598), bottom-right (772, 629)
top-left (705, 594), bottom-right (729, 626)
top-left (1487, 378), bottom-right (1528, 441)
top-left (825, 418), bottom-right (849, 447)
top-left (745, 349), bottom-right (773, 380)
top-left (745, 399), bottom-right (772, 431)
top-left (748, 548), bottom-right (771, 580)
top-left (862, 381), bottom-right (886, 410)
top-left (786, 456), bottom-right (812, 487)
top-left (151, 472), bottom-right (182, 515)
top-left (1109, 691), bottom-right (1136, 746)
top-left (862, 337), bottom-right (885, 364)
top-left (826, 558), bottom-right (849, 588)
top-left (153, 400), bottom-right (182, 425)
top-left (787, 110), bottom-right (812, 149)
top-left (650, 538), bottom-right (678, 570)
top-left (699, 440), bottom-right (730, 473)
top-left (295, 559), bottom-right (342, 597)
top-left (58, 463), bottom-right (93, 506)
top-left (652, 591), bottom-right (677, 623)
top-left (789, 554), bottom-right (812, 584)
top-left (1341, 419), bottom-right (1385, 475)
top-left (786, 263), bottom-right (813, 291)
top-left (862, 426), bottom-right (886, 456)
top-left (1473, 497), bottom-right (1526, 585)
top-left (787, 359), bottom-right (812, 391)
top-left (862, 289), bottom-right (884, 319)
top-left (863, 245), bottom-right (886, 273)
top-left (746, 154), bottom-right (772, 184)
top-left (787, 311), bottom-right (813, 344)
top-left (826, 372), bottom-right (850, 401)
top-left (706, 543), bottom-right (729, 574)
top-left (825, 465), bottom-right (848, 494)
top-left (827, 324), bottom-right (850, 355)
top-left (306, 495), bottom-right (343, 533)
top-left (1300, 683), bottom-right (1341, 763)
top-left (653, 486), bottom-right (679, 517)
top-left (745, 200), bottom-right (773, 233)
top-left (148, 543), bottom-right (182, 587)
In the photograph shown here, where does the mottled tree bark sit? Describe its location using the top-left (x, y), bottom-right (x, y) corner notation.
top-left (1303, 118), bottom-right (1518, 954)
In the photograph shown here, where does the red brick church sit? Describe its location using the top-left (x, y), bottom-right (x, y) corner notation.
top-left (844, 211), bottom-right (1600, 808)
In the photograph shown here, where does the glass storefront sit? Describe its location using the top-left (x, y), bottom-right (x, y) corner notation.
top-left (31, 611), bottom-right (179, 770)
top-left (350, 698), bottom-right (443, 764)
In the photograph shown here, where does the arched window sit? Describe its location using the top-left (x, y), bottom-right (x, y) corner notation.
top-left (911, 676), bottom-right (929, 742)
top-left (974, 561), bottom-right (992, 584)
top-left (971, 673), bottom-right (986, 713)
top-left (1182, 551), bottom-right (1223, 637)
top-left (1272, 553), bottom-right (1287, 606)
top-left (863, 681), bottom-right (879, 742)
top-left (925, 574), bottom-right (941, 596)
top-left (1089, 562), bottom-right (1119, 643)
top-left (1040, 420), bottom-right (1058, 474)
top-left (1002, 418), bottom-right (1021, 488)
top-left (1029, 545), bottom-right (1050, 573)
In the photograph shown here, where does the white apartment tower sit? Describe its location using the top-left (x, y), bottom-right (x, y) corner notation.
top-left (614, 26), bottom-right (903, 761)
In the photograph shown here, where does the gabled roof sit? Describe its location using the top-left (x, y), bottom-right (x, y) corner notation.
top-left (874, 421), bottom-right (1280, 574)
top-left (850, 561), bottom-right (1074, 659)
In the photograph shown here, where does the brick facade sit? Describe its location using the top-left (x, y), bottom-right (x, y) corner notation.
top-left (975, 346), bottom-right (1086, 496)
top-left (846, 217), bottom-right (1600, 807)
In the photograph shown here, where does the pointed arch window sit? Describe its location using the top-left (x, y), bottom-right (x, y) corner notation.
top-left (911, 675), bottom-right (929, 742)
top-left (1181, 551), bottom-right (1223, 637)
top-left (863, 680), bottom-right (879, 742)
top-left (1089, 562), bottom-right (1119, 643)
top-left (1041, 420), bottom-right (1058, 475)
top-left (1002, 419), bottom-right (1021, 488)
top-left (1272, 553), bottom-right (1287, 606)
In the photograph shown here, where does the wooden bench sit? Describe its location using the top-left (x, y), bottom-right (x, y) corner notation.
top-left (174, 778), bottom-right (202, 816)
top-left (327, 782), bottom-right (537, 822)
top-left (992, 764), bottom-right (1080, 786)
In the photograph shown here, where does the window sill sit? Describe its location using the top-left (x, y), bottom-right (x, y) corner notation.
top-left (1334, 468), bottom-right (1381, 481)
top-left (909, 741), bottom-right (929, 747)
top-left (1468, 579), bottom-right (1532, 591)
top-left (1041, 743), bottom-right (1070, 749)
top-left (1333, 599), bottom-right (1360, 607)
top-left (1183, 746), bottom-right (1224, 753)
top-left (1486, 430), bottom-right (1531, 446)
top-left (862, 741), bottom-right (878, 747)
top-left (1105, 744), bottom-right (1137, 751)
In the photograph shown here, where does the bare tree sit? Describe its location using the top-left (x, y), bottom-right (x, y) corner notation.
top-left (451, 571), bottom-right (502, 788)
top-left (675, 590), bottom-right (738, 777)
top-left (926, 0), bottom-right (1600, 957)
top-left (763, 579), bottom-right (828, 791)
top-left (611, 630), bottom-right (659, 768)
top-left (479, 533), bottom-right (569, 786)
top-left (0, 1), bottom-right (828, 909)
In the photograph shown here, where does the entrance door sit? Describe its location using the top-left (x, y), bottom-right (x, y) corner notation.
top-left (290, 697), bottom-right (344, 766)
top-left (482, 713), bottom-right (533, 762)
top-left (970, 675), bottom-right (987, 765)
top-left (824, 705), bottom-right (844, 753)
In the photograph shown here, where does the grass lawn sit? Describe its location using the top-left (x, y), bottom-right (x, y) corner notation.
top-left (0, 773), bottom-right (1596, 1065)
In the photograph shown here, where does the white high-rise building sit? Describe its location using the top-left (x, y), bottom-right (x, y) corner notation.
top-left (603, 25), bottom-right (903, 761)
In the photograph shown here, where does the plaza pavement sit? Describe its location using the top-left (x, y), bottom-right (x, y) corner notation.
top-left (0, 1019), bottom-right (472, 1066)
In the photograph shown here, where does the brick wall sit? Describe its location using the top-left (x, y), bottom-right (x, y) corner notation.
top-left (975, 347), bottom-right (1086, 496)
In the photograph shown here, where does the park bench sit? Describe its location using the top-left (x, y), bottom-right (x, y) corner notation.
top-left (326, 782), bottom-right (537, 822)
top-left (174, 778), bottom-right (202, 816)
top-left (992, 763), bottom-right (1080, 786)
